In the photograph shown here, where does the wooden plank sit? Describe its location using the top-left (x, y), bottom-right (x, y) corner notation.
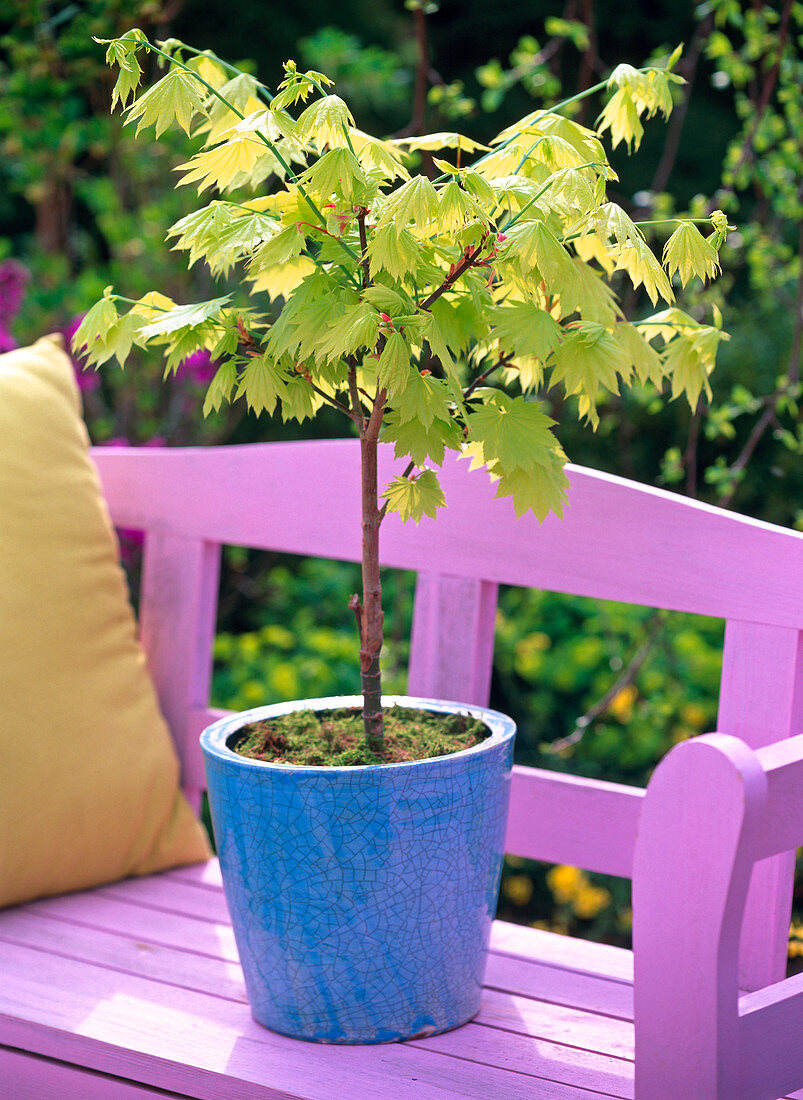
top-left (0, 909), bottom-right (634, 1095)
top-left (739, 973), bottom-right (803, 1100)
top-left (408, 573), bottom-right (498, 705)
top-left (0, 910), bottom-right (247, 1003)
top-left (490, 922), bottom-right (633, 983)
top-left (0, 1045), bottom-right (188, 1099)
top-left (0, 914), bottom-right (631, 1059)
top-left (140, 534), bottom-right (220, 800)
top-left (505, 766), bottom-right (644, 878)
top-left (0, 942), bottom-right (620, 1099)
top-left (18, 892), bottom-right (240, 962)
top-left (417, 1025), bottom-right (632, 1099)
top-left (755, 733), bottom-right (803, 857)
top-left (92, 442), bottom-right (803, 629)
top-left (718, 622), bottom-right (803, 990)
top-left (99, 876), bottom-right (231, 923)
top-left (0, 904), bottom-right (633, 1028)
top-left (164, 861), bottom-right (223, 889)
top-left (485, 951), bottom-right (633, 1020)
top-left (9, 880), bottom-right (636, 996)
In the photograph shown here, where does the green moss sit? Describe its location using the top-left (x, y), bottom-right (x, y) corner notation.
top-left (229, 705), bottom-right (489, 766)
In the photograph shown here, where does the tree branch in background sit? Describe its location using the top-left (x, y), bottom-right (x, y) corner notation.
top-left (546, 610), bottom-right (666, 755)
top-left (574, 0), bottom-right (597, 125)
top-left (650, 13), bottom-right (712, 195)
top-left (714, 0), bottom-right (792, 207)
top-left (684, 399), bottom-right (703, 499)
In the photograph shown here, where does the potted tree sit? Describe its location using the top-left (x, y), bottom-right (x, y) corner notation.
top-left (74, 29), bottom-right (730, 1044)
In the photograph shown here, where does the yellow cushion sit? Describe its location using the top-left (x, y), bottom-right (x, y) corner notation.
top-left (0, 336), bottom-right (211, 907)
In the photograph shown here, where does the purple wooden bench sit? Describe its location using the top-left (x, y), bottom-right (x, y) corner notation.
top-left (2, 438), bottom-right (803, 1098)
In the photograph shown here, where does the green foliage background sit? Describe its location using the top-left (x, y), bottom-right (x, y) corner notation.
top-left (1, 0), bottom-right (800, 954)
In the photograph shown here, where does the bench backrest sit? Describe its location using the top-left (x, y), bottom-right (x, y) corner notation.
top-left (91, 438), bottom-right (803, 1000)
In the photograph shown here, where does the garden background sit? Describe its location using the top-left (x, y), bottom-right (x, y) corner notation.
top-left (1, 0), bottom-right (801, 954)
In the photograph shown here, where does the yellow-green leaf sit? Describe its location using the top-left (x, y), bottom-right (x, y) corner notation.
top-left (139, 296), bottom-right (231, 339)
top-left (550, 323), bottom-right (622, 426)
top-left (125, 64), bottom-right (207, 137)
top-left (376, 331), bottom-right (412, 397)
top-left (367, 223), bottom-right (421, 281)
top-left (318, 301), bottom-right (379, 363)
top-left (295, 94), bottom-right (354, 149)
top-left (349, 129), bottom-right (409, 181)
top-left (381, 411), bottom-right (462, 466)
top-left (203, 360), bottom-right (238, 416)
top-left (248, 256), bottom-right (316, 298)
top-left (596, 87), bottom-right (644, 151)
top-left (490, 456), bottom-right (569, 521)
top-left (109, 48), bottom-right (142, 111)
top-left (375, 175), bottom-right (438, 232)
top-left (382, 468), bottom-right (446, 523)
top-left (436, 178), bottom-right (489, 233)
top-left (611, 234), bottom-right (674, 306)
top-left (662, 222), bottom-right (721, 287)
top-left (71, 294), bottom-right (119, 360)
top-left (176, 132), bottom-right (267, 192)
top-left (466, 392), bottom-right (561, 475)
top-left (236, 352), bottom-right (287, 414)
top-left (614, 322), bottom-right (664, 387)
top-left (298, 147), bottom-right (366, 201)
top-left (392, 132), bottom-right (489, 154)
top-left (251, 224), bottom-right (306, 271)
top-left (490, 302), bottom-right (563, 361)
top-left (194, 73), bottom-right (264, 144)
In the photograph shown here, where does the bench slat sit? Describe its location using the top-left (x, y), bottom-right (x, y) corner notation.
top-left (92, 442), bottom-right (803, 628)
top-left (0, 1047), bottom-right (189, 1100)
top-left (505, 766), bottom-right (643, 878)
top-left (0, 863), bottom-right (639, 1099)
top-left (0, 937), bottom-right (628, 1099)
top-left (740, 974), bottom-right (803, 1100)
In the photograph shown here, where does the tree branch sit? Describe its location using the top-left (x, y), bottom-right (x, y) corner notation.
top-left (298, 373), bottom-right (357, 422)
top-left (650, 13), bottom-right (712, 195)
top-left (463, 352), bottom-right (514, 401)
top-left (346, 356), bottom-right (365, 434)
top-left (714, 0), bottom-right (793, 207)
top-left (356, 208), bottom-right (371, 289)
top-left (397, 6), bottom-right (431, 138)
top-left (418, 237), bottom-right (489, 313)
top-left (546, 610), bottom-right (666, 755)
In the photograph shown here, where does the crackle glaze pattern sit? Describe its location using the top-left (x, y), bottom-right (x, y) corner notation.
top-left (201, 696), bottom-right (516, 1044)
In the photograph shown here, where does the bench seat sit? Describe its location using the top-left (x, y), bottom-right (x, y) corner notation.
top-left (2, 862), bottom-right (802, 1100)
top-left (1, 859), bottom-right (634, 1099)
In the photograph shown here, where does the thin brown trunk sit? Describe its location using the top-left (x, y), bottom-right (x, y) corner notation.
top-left (34, 179), bottom-right (72, 257)
top-left (358, 414), bottom-right (385, 752)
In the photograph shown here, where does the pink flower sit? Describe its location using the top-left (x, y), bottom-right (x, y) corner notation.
top-left (0, 260), bottom-right (29, 325)
top-left (0, 323), bottom-right (17, 353)
top-left (175, 348), bottom-right (216, 385)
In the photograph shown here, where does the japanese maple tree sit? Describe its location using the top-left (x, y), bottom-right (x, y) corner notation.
top-left (75, 31), bottom-right (731, 751)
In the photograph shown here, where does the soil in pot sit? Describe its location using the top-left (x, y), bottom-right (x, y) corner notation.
top-left (229, 705), bottom-right (489, 767)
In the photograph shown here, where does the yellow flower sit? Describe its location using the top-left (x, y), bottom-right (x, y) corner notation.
top-left (546, 864), bottom-right (584, 904)
top-left (571, 884), bottom-right (611, 920)
top-left (608, 683), bottom-right (638, 722)
top-left (680, 702), bottom-right (708, 730)
top-left (503, 874), bottom-right (534, 907)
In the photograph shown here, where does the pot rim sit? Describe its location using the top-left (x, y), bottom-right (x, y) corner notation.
top-left (200, 694), bottom-right (516, 774)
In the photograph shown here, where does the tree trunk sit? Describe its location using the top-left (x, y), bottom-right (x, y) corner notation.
top-left (359, 430), bottom-right (384, 752)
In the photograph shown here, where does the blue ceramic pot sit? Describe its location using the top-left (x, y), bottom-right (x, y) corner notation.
top-left (200, 695), bottom-right (516, 1044)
